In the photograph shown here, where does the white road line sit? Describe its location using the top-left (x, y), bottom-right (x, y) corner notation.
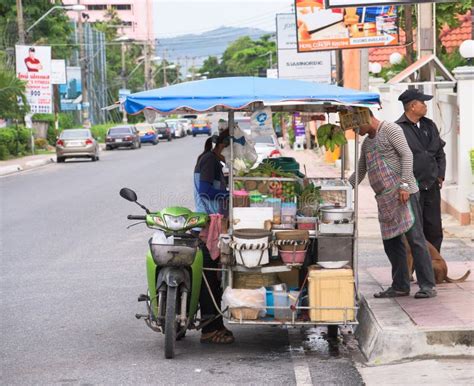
top-left (288, 328), bottom-right (313, 386)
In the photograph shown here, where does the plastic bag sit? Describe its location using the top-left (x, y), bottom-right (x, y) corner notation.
top-left (151, 230), bottom-right (174, 245)
top-left (221, 125), bottom-right (258, 172)
top-left (222, 286), bottom-right (267, 317)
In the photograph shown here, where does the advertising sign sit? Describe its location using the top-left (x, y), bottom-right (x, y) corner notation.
top-left (51, 59), bottom-right (67, 84)
top-left (295, 0), bottom-right (400, 52)
top-left (59, 66), bottom-right (82, 111)
top-left (250, 108), bottom-right (274, 137)
top-left (276, 13), bottom-right (332, 83)
top-left (15, 45), bottom-right (52, 114)
top-left (325, 1), bottom-right (450, 7)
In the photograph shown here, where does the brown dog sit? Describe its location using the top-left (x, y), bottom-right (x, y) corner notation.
top-left (403, 236), bottom-right (471, 284)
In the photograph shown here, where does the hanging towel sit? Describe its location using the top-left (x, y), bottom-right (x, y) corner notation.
top-left (199, 213), bottom-right (224, 260)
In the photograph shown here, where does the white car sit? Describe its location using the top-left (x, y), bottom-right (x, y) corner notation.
top-left (253, 135), bottom-right (281, 165)
top-left (177, 118), bottom-right (192, 135)
top-left (165, 119), bottom-right (186, 138)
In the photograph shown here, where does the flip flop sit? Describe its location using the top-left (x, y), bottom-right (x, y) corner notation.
top-left (414, 288), bottom-right (437, 299)
top-left (374, 287), bottom-right (410, 298)
top-left (200, 329), bottom-right (235, 344)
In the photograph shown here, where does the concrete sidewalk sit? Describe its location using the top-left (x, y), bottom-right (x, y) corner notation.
top-left (0, 153), bottom-right (56, 176)
top-left (283, 147), bottom-right (474, 363)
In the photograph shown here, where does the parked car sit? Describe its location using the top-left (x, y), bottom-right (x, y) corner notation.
top-left (192, 119), bottom-right (212, 137)
top-left (56, 128), bottom-right (99, 162)
top-left (154, 122), bottom-right (172, 141)
top-left (253, 134), bottom-right (281, 166)
top-left (136, 122), bottom-right (158, 145)
top-left (178, 118), bottom-right (192, 135)
top-left (165, 119), bottom-right (186, 138)
top-left (105, 125), bottom-right (141, 150)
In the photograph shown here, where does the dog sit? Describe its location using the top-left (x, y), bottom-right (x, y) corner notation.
top-left (403, 236), bottom-right (471, 284)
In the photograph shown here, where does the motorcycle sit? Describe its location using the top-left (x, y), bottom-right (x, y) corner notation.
top-left (120, 187), bottom-right (209, 359)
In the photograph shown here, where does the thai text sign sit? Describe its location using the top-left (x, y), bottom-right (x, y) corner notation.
top-left (295, 0), bottom-right (400, 52)
top-left (16, 45), bottom-right (52, 113)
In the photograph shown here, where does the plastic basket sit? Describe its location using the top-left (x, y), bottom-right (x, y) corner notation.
top-left (149, 238), bottom-right (198, 266)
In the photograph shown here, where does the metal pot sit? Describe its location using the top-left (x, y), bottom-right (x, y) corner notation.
top-left (320, 207), bottom-right (354, 223)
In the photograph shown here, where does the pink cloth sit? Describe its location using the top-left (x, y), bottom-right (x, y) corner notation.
top-left (199, 214), bottom-right (223, 260)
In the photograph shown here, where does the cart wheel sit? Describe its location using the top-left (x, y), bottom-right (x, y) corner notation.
top-left (327, 325), bottom-right (339, 339)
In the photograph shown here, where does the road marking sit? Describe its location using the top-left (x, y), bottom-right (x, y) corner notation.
top-left (288, 328), bottom-right (313, 386)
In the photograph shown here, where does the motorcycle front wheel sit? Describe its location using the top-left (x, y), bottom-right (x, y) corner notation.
top-left (164, 286), bottom-right (177, 359)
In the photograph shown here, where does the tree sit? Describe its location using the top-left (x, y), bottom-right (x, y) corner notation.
top-left (0, 0), bottom-right (74, 60)
top-left (200, 34), bottom-right (276, 78)
top-left (0, 58), bottom-right (29, 120)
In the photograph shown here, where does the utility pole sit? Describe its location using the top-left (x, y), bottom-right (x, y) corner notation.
top-left (418, 2), bottom-right (435, 81)
top-left (162, 49), bottom-right (167, 86)
top-left (143, 41), bottom-right (150, 90)
top-left (121, 40), bottom-right (128, 123)
top-left (175, 58), bottom-right (180, 84)
top-left (191, 57), bottom-right (195, 80)
top-left (16, 0), bottom-right (26, 44)
top-left (336, 50), bottom-right (343, 87)
top-left (77, 4), bottom-right (91, 128)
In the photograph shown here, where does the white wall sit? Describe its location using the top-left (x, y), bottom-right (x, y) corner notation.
top-left (368, 74), bottom-right (472, 224)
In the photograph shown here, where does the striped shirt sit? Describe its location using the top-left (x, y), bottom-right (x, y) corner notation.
top-left (349, 121), bottom-right (419, 194)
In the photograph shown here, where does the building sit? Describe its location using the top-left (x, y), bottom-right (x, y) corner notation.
top-left (62, 0), bottom-right (154, 41)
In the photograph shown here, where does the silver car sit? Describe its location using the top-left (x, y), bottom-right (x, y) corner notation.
top-left (56, 129), bottom-right (99, 163)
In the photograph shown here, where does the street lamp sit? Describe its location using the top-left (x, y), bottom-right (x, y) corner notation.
top-left (389, 52), bottom-right (403, 66)
top-left (26, 4), bottom-right (86, 34)
top-left (369, 62), bottom-right (382, 75)
top-left (114, 36), bottom-right (134, 123)
top-left (459, 40), bottom-right (474, 65)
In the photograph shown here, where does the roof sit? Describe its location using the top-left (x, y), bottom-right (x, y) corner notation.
top-left (369, 12), bottom-right (472, 66)
top-left (387, 55), bottom-right (455, 84)
top-left (439, 12), bottom-right (472, 53)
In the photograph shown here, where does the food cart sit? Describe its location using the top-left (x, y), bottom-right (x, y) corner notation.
top-left (124, 77), bottom-right (380, 335)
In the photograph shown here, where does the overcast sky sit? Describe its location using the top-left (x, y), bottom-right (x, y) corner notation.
top-left (153, 0), bottom-right (294, 38)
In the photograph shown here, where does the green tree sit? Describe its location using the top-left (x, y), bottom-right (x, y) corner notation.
top-left (200, 34), bottom-right (276, 78)
top-left (0, 59), bottom-right (29, 120)
top-left (0, 0), bottom-right (74, 60)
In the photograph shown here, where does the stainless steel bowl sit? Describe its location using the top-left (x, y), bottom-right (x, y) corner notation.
top-left (320, 207), bottom-right (354, 223)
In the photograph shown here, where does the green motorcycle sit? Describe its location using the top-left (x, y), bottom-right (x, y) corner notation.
top-left (120, 187), bottom-right (209, 359)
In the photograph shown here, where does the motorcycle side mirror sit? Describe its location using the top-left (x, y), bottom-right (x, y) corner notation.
top-left (120, 187), bottom-right (138, 202)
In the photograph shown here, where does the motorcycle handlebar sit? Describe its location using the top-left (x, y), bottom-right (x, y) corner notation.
top-left (127, 215), bottom-right (147, 220)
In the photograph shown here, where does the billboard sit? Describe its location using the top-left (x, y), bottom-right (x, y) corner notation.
top-left (59, 66), bottom-right (82, 111)
top-left (276, 13), bottom-right (332, 83)
top-left (295, 0), bottom-right (400, 52)
top-left (51, 59), bottom-right (67, 85)
top-left (15, 45), bottom-right (52, 114)
top-left (325, 1), bottom-right (450, 7)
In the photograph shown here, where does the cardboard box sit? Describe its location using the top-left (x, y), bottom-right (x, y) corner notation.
top-left (308, 268), bottom-right (355, 322)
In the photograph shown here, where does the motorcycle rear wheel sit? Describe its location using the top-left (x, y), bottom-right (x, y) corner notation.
top-left (164, 286), bottom-right (177, 359)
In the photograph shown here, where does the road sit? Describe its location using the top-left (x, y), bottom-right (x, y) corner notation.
top-left (0, 136), bottom-right (364, 385)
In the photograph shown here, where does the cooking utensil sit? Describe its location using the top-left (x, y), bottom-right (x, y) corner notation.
top-left (317, 261), bottom-right (350, 269)
top-left (320, 207), bottom-right (353, 223)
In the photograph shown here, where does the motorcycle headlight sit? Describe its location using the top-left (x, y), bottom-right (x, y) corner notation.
top-left (163, 215), bottom-right (187, 230)
top-left (186, 216), bottom-right (200, 227)
top-left (153, 216), bottom-right (165, 227)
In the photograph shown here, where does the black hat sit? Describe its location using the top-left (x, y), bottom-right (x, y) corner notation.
top-left (28, 47), bottom-right (35, 52)
top-left (398, 89), bottom-right (433, 104)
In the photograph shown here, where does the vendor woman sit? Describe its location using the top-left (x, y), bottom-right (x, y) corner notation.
top-left (193, 129), bottom-right (234, 344)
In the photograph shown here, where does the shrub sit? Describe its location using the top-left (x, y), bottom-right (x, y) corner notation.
top-left (0, 144), bottom-right (9, 160)
top-left (35, 138), bottom-right (49, 150)
top-left (90, 123), bottom-right (116, 142)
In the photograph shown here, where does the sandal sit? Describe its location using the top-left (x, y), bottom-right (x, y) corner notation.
top-left (200, 329), bottom-right (235, 344)
top-left (414, 288), bottom-right (437, 299)
top-left (374, 287), bottom-right (410, 298)
top-left (219, 327), bottom-right (234, 337)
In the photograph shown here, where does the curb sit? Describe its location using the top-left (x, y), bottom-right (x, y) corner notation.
top-left (355, 271), bottom-right (473, 364)
top-left (25, 158), bottom-right (55, 168)
top-left (0, 164), bottom-right (23, 176)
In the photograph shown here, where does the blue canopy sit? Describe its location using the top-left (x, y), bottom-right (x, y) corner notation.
top-left (124, 77), bottom-right (380, 114)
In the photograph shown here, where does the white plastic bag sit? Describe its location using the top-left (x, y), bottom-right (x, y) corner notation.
top-left (151, 230), bottom-right (173, 245)
top-left (222, 286), bottom-right (267, 317)
top-left (221, 125), bottom-right (258, 172)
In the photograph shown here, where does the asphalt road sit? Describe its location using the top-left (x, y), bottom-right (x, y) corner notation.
top-left (1, 136), bottom-right (364, 385)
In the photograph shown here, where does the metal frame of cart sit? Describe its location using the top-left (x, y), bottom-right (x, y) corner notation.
top-left (123, 77), bottom-right (381, 329)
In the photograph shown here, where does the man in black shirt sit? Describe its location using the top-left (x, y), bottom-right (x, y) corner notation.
top-left (396, 89), bottom-right (446, 251)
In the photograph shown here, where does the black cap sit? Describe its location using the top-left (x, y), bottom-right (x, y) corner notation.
top-left (28, 47), bottom-right (35, 52)
top-left (398, 89), bottom-right (433, 104)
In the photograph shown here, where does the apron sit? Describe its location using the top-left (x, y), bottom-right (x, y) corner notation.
top-left (366, 139), bottom-right (415, 240)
